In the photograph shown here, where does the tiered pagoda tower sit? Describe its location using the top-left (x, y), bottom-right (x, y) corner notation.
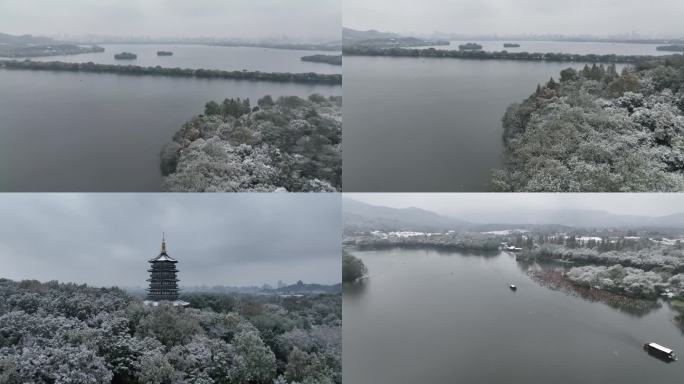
top-left (146, 235), bottom-right (180, 301)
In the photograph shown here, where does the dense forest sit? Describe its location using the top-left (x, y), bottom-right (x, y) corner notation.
top-left (0, 60), bottom-right (342, 85)
top-left (161, 95), bottom-right (341, 192)
top-left (493, 57), bottom-right (684, 191)
top-left (0, 278), bottom-right (341, 384)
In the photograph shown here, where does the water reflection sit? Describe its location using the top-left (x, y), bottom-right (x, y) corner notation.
top-left (343, 278), bottom-right (368, 298)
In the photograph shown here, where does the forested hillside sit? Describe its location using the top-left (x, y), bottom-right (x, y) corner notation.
top-left (493, 56), bottom-right (684, 191)
top-left (0, 279), bottom-right (341, 384)
top-left (161, 95), bottom-right (341, 192)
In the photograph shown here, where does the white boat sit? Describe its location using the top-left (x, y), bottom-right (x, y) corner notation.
top-left (644, 342), bottom-right (677, 361)
top-left (502, 245), bottom-right (523, 252)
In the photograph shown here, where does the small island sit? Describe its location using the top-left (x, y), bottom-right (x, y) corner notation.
top-left (656, 44), bottom-right (684, 52)
top-left (458, 42), bottom-right (483, 51)
top-left (114, 52), bottom-right (137, 60)
top-left (504, 43), bottom-right (521, 48)
top-left (157, 50), bottom-right (173, 56)
top-left (301, 54), bottom-right (342, 65)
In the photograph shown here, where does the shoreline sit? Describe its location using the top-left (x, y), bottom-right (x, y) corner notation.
top-left (343, 46), bottom-right (681, 64)
top-left (0, 59), bottom-right (342, 85)
top-left (529, 269), bottom-right (662, 315)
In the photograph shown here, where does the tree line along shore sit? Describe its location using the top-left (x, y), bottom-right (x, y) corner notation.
top-left (493, 57), bottom-right (684, 192)
top-left (343, 45), bottom-right (682, 64)
top-left (0, 59), bottom-right (342, 85)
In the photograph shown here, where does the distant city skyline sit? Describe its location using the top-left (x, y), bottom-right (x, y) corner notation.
top-left (0, 194), bottom-right (341, 287)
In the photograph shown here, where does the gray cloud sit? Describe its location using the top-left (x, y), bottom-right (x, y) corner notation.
top-left (0, 0), bottom-right (341, 42)
top-left (344, 0), bottom-right (684, 37)
top-left (346, 193), bottom-right (684, 222)
top-left (0, 193), bottom-right (341, 287)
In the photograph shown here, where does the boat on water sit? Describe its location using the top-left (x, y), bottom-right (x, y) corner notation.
top-left (502, 245), bottom-right (523, 252)
top-left (509, 284), bottom-right (517, 291)
top-left (644, 342), bottom-right (677, 361)
top-left (157, 51), bottom-right (173, 56)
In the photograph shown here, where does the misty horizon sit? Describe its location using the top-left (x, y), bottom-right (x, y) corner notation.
top-left (0, 0), bottom-right (341, 42)
top-left (345, 194), bottom-right (684, 227)
top-left (343, 26), bottom-right (684, 41)
top-left (344, 0), bottom-right (684, 38)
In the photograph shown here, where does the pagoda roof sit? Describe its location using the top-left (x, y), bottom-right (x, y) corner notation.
top-left (148, 237), bottom-right (178, 262)
top-left (149, 252), bottom-right (177, 262)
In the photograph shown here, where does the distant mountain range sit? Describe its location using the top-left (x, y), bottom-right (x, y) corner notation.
top-left (344, 198), bottom-right (469, 233)
top-left (342, 27), bottom-right (449, 48)
top-left (344, 198), bottom-right (684, 231)
top-left (342, 28), bottom-right (400, 42)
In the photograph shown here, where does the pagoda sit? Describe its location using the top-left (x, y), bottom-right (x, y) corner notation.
top-left (145, 235), bottom-right (188, 306)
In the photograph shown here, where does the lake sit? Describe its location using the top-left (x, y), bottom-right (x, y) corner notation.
top-left (344, 248), bottom-right (684, 384)
top-left (420, 40), bottom-right (676, 56)
top-left (21, 44), bottom-right (342, 74)
top-left (0, 69), bottom-right (340, 191)
top-left (342, 56), bottom-right (625, 191)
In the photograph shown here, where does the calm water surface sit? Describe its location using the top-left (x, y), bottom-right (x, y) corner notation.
top-left (0, 69), bottom-right (340, 191)
top-left (343, 56), bottom-right (625, 191)
top-left (21, 44), bottom-right (342, 74)
top-left (344, 249), bottom-right (684, 384)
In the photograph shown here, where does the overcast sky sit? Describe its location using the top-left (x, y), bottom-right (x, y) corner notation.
top-left (0, 194), bottom-right (341, 288)
top-left (0, 0), bottom-right (340, 42)
top-left (347, 193), bottom-right (684, 221)
top-left (344, 0), bottom-right (684, 37)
